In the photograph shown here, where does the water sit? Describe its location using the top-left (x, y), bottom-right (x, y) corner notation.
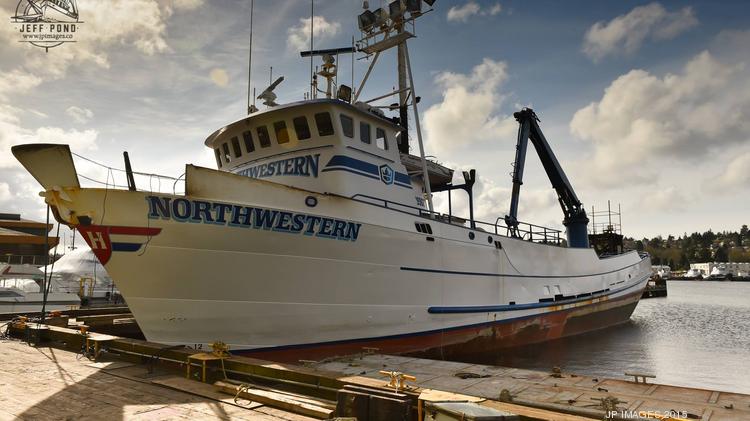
top-left (482, 281), bottom-right (750, 394)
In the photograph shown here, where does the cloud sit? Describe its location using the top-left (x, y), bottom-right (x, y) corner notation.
top-left (66, 106), bottom-right (94, 124)
top-left (80, 0), bottom-right (169, 55)
top-left (582, 2), bottom-right (698, 61)
top-left (170, 0), bottom-right (204, 11)
top-left (0, 71), bottom-right (42, 100)
top-left (447, 2), bottom-right (480, 23)
top-left (209, 68), bottom-right (229, 87)
top-left (640, 186), bottom-right (686, 211)
top-left (286, 16), bottom-right (341, 52)
top-left (0, 182), bottom-right (10, 202)
top-left (447, 1), bottom-right (501, 23)
top-left (569, 49), bottom-right (750, 188)
top-left (0, 104), bottom-right (98, 168)
top-left (423, 58), bottom-right (517, 155)
top-left (716, 151), bottom-right (750, 189)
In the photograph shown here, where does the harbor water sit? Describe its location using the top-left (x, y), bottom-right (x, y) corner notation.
top-left (477, 281), bottom-right (750, 394)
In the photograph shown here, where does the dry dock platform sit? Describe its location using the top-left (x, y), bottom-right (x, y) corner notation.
top-left (313, 354), bottom-right (750, 420)
top-left (0, 337), bottom-right (317, 421)
top-left (2, 321), bottom-right (749, 420)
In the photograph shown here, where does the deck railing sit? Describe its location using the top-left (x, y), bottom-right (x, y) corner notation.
top-left (350, 194), bottom-right (563, 245)
top-left (72, 153), bottom-right (185, 195)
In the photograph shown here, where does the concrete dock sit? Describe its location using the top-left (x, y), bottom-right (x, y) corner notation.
top-left (0, 338), bottom-right (315, 420)
top-left (2, 321), bottom-right (749, 420)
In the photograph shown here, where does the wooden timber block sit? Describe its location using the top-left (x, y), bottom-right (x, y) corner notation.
top-left (215, 380), bottom-right (333, 419)
top-left (341, 384), bottom-right (410, 421)
top-left (335, 388), bottom-right (370, 420)
top-left (369, 394), bottom-right (410, 421)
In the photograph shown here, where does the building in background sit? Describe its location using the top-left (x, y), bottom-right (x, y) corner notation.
top-left (690, 262), bottom-right (750, 277)
top-left (0, 213), bottom-right (58, 266)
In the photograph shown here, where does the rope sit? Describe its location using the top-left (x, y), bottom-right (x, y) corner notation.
top-left (38, 206), bottom-right (61, 328)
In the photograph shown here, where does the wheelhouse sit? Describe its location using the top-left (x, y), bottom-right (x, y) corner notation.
top-left (205, 99), bottom-right (426, 207)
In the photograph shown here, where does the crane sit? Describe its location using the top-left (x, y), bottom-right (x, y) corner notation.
top-left (504, 108), bottom-right (590, 248)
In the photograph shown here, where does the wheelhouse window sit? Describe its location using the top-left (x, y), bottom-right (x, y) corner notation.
top-left (256, 125), bottom-right (271, 148)
top-left (314, 112), bottom-right (334, 136)
top-left (214, 148), bottom-right (222, 168)
top-left (375, 128), bottom-right (388, 150)
top-left (231, 136), bottom-right (242, 158)
top-left (360, 121), bottom-right (371, 144)
top-left (274, 120), bottom-right (290, 144)
top-left (293, 116), bottom-right (311, 140)
top-left (221, 142), bottom-right (231, 162)
top-left (242, 130), bottom-right (255, 153)
top-left (340, 114), bottom-right (354, 138)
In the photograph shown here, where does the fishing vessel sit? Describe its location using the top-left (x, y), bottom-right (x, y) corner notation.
top-left (12, 2), bottom-right (650, 361)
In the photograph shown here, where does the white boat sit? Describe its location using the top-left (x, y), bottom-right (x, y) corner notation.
top-left (684, 268), bottom-right (704, 280)
top-left (44, 248), bottom-right (118, 300)
top-left (707, 265), bottom-right (729, 280)
top-left (652, 265), bottom-right (671, 279)
top-left (0, 263), bottom-right (80, 314)
top-left (11, 2), bottom-right (650, 361)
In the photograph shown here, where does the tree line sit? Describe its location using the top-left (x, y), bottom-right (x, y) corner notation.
top-left (623, 225), bottom-right (750, 270)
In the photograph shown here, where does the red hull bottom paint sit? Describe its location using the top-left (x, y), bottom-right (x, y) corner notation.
top-left (238, 288), bottom-right (645, 363)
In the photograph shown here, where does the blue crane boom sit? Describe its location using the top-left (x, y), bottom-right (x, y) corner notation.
top-left (505, 108), bottom-right (590, 248)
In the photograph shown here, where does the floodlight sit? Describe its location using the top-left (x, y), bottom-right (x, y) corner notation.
top-left (372, 8), bottom-right (389, 28)
top-left (337, 85), bottom-right (352, 102)
top-left (389, 0), bottom-right (404, 21)
top-left (358, 10), bottom-right (375, 32)
top-left (405, 0), bottom-right (421, 14)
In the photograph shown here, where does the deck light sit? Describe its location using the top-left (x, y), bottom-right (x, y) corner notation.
top-left (372, 8), bottom-right (389, 28)
top-left (337, 85), bottom-right (352, 103)
top-left (358, 10), bottom-right (376, 32)
top-left (405, 0), bottom-right (422, 15)
top-left (389, 1), bottom-right (404, 22)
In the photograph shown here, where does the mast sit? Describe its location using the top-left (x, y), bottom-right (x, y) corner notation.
top-left (396, 20), bottom-right (409, 154)
top-left (353, 1), bottom-right (436, 211)
top-left (247, 0), bottom-right (255, 114)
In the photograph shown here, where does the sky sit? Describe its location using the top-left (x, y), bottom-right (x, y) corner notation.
top-left (1, 0), bottom-right (749, 246)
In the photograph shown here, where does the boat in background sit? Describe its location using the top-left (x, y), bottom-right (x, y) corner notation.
top-left (44, 248), bottom-right (120, 303)
top-left (11, 1), bottom-right (650, 361)
top-left (684, 268), bottom-right (704, 280)
top-left (0, 263), bottom-right (80, 314)
top-left (707, 265), bottom-right (729, 280)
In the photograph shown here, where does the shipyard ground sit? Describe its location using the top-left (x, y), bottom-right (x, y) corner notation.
top-left (2, 322), bottom-right (749, 420)
top-left (0, 339), bottom-right (316, 421)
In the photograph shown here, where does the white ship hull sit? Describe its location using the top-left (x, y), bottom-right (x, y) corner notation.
top-left (25, 160), bottom-right (650, 360)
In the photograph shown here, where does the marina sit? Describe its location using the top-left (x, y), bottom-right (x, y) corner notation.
top-left (2, 1), bottom-right (750, 420)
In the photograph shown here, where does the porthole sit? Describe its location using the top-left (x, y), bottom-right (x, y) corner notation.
top-left (487, 236), bottom-right (493, 244)
top-left (468, 232), bottom-right (475, 240)
top-left (305, 196), bottom-right (318, 207)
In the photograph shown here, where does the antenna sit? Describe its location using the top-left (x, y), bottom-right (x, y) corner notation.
top-left (246, 0), bottom-right (254, 114)
top-left (258, 76), bottom-right (285, 107)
